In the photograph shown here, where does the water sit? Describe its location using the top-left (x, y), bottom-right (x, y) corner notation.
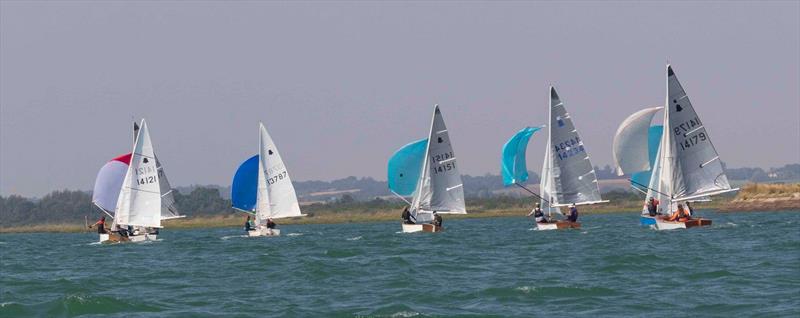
top-left (2, 211), bottom-right (799, 317)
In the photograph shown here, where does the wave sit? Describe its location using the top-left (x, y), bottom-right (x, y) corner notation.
top-left (347, 236), bottom-right (363, 241)
top-left (286, 233), bottom-right (304, 237)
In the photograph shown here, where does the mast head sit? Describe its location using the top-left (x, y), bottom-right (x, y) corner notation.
top-left (550, 86), bottom-right (559, 100)
top-left (667, 64), bottom-right (674, 77)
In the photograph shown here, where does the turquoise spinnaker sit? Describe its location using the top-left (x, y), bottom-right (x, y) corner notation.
top-left (501, 126), bottom-right (542, 186)
top-left (388, 138), bottom-right (428, 196)
top-left (631, 125), bottom-right (663, 189)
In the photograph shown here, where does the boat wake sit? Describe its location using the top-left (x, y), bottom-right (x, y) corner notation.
top-left (286, 233), bottom-right (304, 237)
top-left (220, 235), bottom-right (248, 240)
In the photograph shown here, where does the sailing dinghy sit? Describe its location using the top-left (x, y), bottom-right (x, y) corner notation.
top-left (503, 87), bottom-right (607, 230)
top-left (613, 65), bottom-right (738, 230)
top-left (91, 119), bottom-right (184, 243)
top-left (388, 105), bottom-right (466, 233)
top-left (231, 123), bottom-right (304, 237)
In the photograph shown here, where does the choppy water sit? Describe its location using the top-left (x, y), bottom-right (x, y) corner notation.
top-left (2, 211), bottom-right (799, 317)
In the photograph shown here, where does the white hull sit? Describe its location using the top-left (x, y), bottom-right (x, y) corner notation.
top-left (536, 221), bottom-right (581, 231)
top-left (99, 233), bottom-right (157, 243)
top-left (248, 227), bottom-right (280, 237)
top-left (401, 223), bottom-right (442, 233)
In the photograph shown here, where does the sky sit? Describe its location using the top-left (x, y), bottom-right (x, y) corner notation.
top-left (1, 1), bottom-right (798, 197)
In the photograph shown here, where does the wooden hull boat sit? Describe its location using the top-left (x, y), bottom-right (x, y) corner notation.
top-left (401, 223), bottom-right (443, 233)
top-left (536, 221), bottom-right (581, 231)
top-left (247, 227), bottom-right (281, 237)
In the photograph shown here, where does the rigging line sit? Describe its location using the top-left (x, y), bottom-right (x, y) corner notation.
top-left (514, 183), bottom-right (549, 203)
top-left (628, 178), bottom-right (671, 198)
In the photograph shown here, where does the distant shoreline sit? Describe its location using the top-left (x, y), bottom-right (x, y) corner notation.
top-left (2, 203), bottom-right (797, 234)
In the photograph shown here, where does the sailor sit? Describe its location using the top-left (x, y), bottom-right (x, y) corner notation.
top-left (89, 216), bottom-right (108, 234)
top-left (527, 202), bottom-right (548, 223)
top-left (646, 197), bottom-right (660, 216)
top-left (244, 215), bottom-right (254, 232)
top-left (566, 204), bottom-right (579, 222)
top-left (114, 224), bottom-right (129, 237)
top-left (432, 211), bottom-right (443, 228)
top-left (401, 206), bottom-right (413, 224)
top-left (266, 218), bottom-right (277, 229)
top-left (685, 201), bottom-right (694, 218)
top-left (665, 204), bottom-right (689, 222)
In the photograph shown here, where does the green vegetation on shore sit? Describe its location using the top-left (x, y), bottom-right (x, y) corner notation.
top-left (4, 182), bottom-right (799, 234)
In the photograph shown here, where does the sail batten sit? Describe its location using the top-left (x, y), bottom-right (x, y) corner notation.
top-left (113, 120), bottom-right (162, 228)
top-left (400, 105), bottom-right (466, 218)
top-left (543, 87), bottom-right (604, 206)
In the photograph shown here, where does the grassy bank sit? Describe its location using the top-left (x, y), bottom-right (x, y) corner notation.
top-left (720, 183), bottom-right (800, 212)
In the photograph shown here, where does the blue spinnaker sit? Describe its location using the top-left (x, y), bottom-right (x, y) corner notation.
top-left (388, 138), bottom-right (428, 196)
top-left (501, 126), bottom-right (542, 186)
top-left (232, 155), bottom-right (259, 212)
top-left (631, 125), bottom-right (663, 189)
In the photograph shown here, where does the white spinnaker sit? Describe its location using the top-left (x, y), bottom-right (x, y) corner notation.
top-left (547, 87), bottom-right (603, 206)
top-left (666, 65), bottom-right (733, 200)
top-left (257, 123), bottom-right (302, 220)
top-left (114, 120), bottom-right (162, 228)
top-left (613, 107), bottom-right (664, 176)
top-left (411, 105), bottom-right (466, 216)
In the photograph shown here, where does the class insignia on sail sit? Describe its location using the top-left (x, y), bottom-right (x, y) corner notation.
top-left (91, 119), bottom-right (184, 243)
top-left (613, 65), bottom-right (738, 230)
top-left (231, 122), bottom-right (304, 237)
top-left (388, 105), bottom-right (466, 233)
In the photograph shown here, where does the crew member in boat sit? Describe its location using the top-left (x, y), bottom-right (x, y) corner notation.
top-left (266, 218), bottom-right (277, 229)
top-left (664, 203), bottom-right (690, 222)
top-left (113, 224), bottom-right (130, 237)
top-left (244, 216), bottom-right (254, 232)
top-left (432, 211), bottom-right (443, 228)
top-left (89, 216), bottom-right (108, 234)
top-left (646, 197), bottom-right (660, 216)
top-left (566, 204), bottom-right (579, 223)
top-left (401, 207), bottom-right (414, 224)
top-left (527, 203), bottom-right (548, 223)
top-left (685, 201), bottom-right (694, 217)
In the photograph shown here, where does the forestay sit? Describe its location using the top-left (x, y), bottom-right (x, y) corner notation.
top-left (544, 87), bottom-right (603, 206)
top-left (410, 105), bottom-right (466, 215)
top-left (664, 65), bottom-right (733, 200)
top-left (501, 126), bottom-right (543, 186)
top-left (388, 138), bottom-right (428, 196)
top-left (114, 120), bottom-right (162, 228)
top-left (612, 107), bottom-right (664, 176)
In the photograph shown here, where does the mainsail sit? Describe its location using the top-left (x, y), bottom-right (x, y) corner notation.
top-left (664, 65), bottom-right (734, 201)
top-left (114, 120), bottom-right (162, 228)
top-left (543, 87), bottom-right (604, 207)
top-left (231, 123), bottom-right (302, 223)
top-left (409, 105), bottom-right (466, 216)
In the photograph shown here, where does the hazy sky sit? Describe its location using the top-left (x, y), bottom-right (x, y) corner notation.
top-left (2, 1), bottom-right (798, 197)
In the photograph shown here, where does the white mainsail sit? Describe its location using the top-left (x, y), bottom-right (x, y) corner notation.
top-left (541, 87), bottom-right (604, 207)
top-left (114, 120), bottom-right (162, 228)
top-left (645, 65), bottom-right (737, 213)
top-left (133, 121), bottom-right (181, 220)
top-left (410, 105), bottom-right (466, 220)
top-left (665, 65), bottom-right (734, 201)
top-left (612, 107), bottom-right (664, 176)
top-left (255, 123), bottom-right (302, 223)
